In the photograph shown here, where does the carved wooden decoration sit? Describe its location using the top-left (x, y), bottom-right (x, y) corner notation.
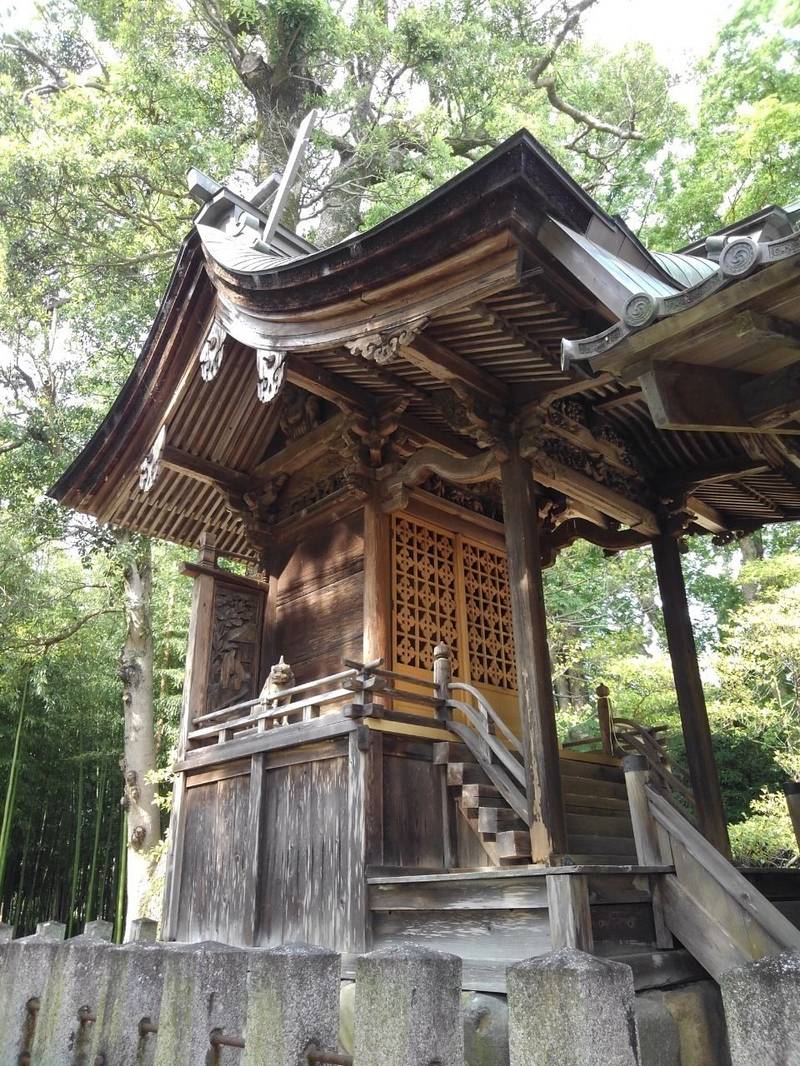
top-left (256, 347), bottom-right (287, 403)
top-left (279, 386), bottom-right (321, 441)
top-left (382, 445), bottom-right (499, 511)
top-left (462, 540), bottom-right (517, 690)
top-left (392, 515), bottom-right (461, 674)
top-left (139, 425), bottom-right (166, 493)
top-left (346, 320), bottom-right (428, 366)
top-left (206, 581), bottom-right (265, 711)
top-left (199, 317), bottom-right (227, 381)
top-left (392, 513), bottom-right (518, 692)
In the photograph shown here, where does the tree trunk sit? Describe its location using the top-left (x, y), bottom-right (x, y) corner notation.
top-left (118, 540), bottom-right (160, 941)
top-left (740, 531), bottom-right (763, 602)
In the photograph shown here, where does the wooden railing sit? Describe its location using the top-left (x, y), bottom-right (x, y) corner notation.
top-left (624, 756), bottom-right (800, 980)
top-left (188, 668), bottom-right (359, 746)
top-left (561, 683), bottom-right (696, 816)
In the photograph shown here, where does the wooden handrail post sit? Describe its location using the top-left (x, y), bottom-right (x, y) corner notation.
top-left (596, 683), bottom-right (613, 756)
top-left (433, 641), bottom-right (452, 719)
top-left (623, 755), bottom-right (664, 866)
top-left (783, 781), bottom-right (800, 850)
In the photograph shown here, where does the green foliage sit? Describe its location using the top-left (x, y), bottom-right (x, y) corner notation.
top-left (729, 789), bottom-right (799, 867)
top-left (647, 0), bottom-right (800, 246)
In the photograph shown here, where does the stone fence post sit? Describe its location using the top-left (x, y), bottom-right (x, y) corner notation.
top-left (0, 923), bottom-right (66, 1066)
top-left (154, 942), bottom-right (248, 1066)
top-left (507, 949), bottom-right (641, 1066)
top-left (721, 951), bottom-right (800, 1065)
top-left (243, 943), bottom-right (340, 1065)
top-left (353, 946), bottom-right (463, 1066)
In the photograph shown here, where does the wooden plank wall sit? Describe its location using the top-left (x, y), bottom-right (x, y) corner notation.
top-left (273, 511), bottom-right (365, 682)
top-left (176, 765), bottom-right (252, 943)
top-left (257, 750), bottom-right (350, 948)
top-left (382, 737), bottom-right (449, 870)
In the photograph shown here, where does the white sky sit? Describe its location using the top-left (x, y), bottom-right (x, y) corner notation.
top-left (584, 0), bottom-right (738, 105)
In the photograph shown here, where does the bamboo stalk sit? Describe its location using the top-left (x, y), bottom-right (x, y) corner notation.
top-left (0, 675), bottom-right (30, 900)
top-left (66, 747), bottom-right (86, 937)
top-left (84, 765), bottom-right (107, 923)
top-left (113, 811), bottom-right (127, 943)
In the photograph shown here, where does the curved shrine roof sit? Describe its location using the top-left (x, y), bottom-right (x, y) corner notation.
top-left (50, 130), bottom-right (800, 559)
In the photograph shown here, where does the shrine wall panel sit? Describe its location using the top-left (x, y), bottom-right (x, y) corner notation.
top-left (175, 769), bottom-right (251, 944)
top-left (382, 751), bottom-right (446, 870)
top-left (273, 511), bottom-right (364, 682)
top-left (256, 755), bottom-right (350, 949)
top-left (205, 577), bottom-right (267, 714)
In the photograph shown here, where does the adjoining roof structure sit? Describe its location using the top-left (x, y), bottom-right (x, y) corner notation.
top-left (50, 129), bottom-right (800, 560)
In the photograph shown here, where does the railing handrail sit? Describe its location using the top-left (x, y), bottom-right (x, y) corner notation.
top-left (447, 681), bottom-right (524, 755)
top-left (188, 687), bottom-right (353, 740)
top-left (194, 667), bottom-right (360, 724)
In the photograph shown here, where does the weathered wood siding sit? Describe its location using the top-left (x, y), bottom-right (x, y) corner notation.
top-left (273, 511), bottom-right (364, 682)
top-left (382, 739), bottom-right (447, 870)
top-left (256, 752), bottom-right (350, 947)
top-left (176, 767), bottom-right (251, 943)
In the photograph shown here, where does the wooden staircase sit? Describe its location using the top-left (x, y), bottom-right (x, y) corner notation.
top-left (437, 740), bottom-right (637, 866)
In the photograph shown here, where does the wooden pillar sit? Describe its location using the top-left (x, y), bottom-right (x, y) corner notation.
top-left (363, 494), bottom-right (392, 665)
top-left (651, 534), bottom-right (730, 857)
top-left (783, 782), bottom-right (800, 850)
top-left (346, 724), bottom-right (383, 952)
top-left (500, 445), bottom-right (568, 862)
top-left (161, 533), bottom-right (217, 940)
top-left (546, 873), bottom-right (593, 951)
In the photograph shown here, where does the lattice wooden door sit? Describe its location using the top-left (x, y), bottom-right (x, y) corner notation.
top-left (391, 514), bottom-right (518, 714)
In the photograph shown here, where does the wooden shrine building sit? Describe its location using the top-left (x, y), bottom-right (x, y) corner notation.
top-left (51, 131), bottom-right (800, 989)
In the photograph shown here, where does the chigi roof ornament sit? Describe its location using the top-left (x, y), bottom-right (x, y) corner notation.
top-left (189, 110), bottom-right (320, 403)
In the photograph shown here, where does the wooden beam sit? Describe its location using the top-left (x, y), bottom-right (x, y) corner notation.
top-left (651, 534), bottom-right (730, 857)
top-left (399, 333), bottom-right (509, 405)
top-left (287, 355), bottom-right (373, 409)
top-left (251, 413), bottom-right (347, 481)
top-left (665, 458), bottom-right (770, 495)
top-left (399, 413), bottom-right (478, 458)
top-left (528, 449), bottom-right (659, 534)
top-left (513, 374), bottom-right (617, 414)
top-left (740, 359), bottom-right (800, 429)
top-left (161, 444), bottom-right (250, 492)
top-left (735, 310), bottom-right (800, 351)
top-left (638, 358), bottom-right (800, 434)
top-left (499, 445), bottom-right (568, 862)
top-left (639, 363), bottom-right (750, 433)
top-left (593, 387), bottom-right (643, 413)
top-left (684, 496), bottom-right (728, 535)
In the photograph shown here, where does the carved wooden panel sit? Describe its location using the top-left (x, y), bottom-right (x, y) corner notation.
top-left (206, 581), bottom-right (265, 711)
top-left (462, 540), bottom-right (517, 690)
top-left (392, 515), bottom-right (460, 674)
top-left (391, 514), bottom-right (517, 692)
